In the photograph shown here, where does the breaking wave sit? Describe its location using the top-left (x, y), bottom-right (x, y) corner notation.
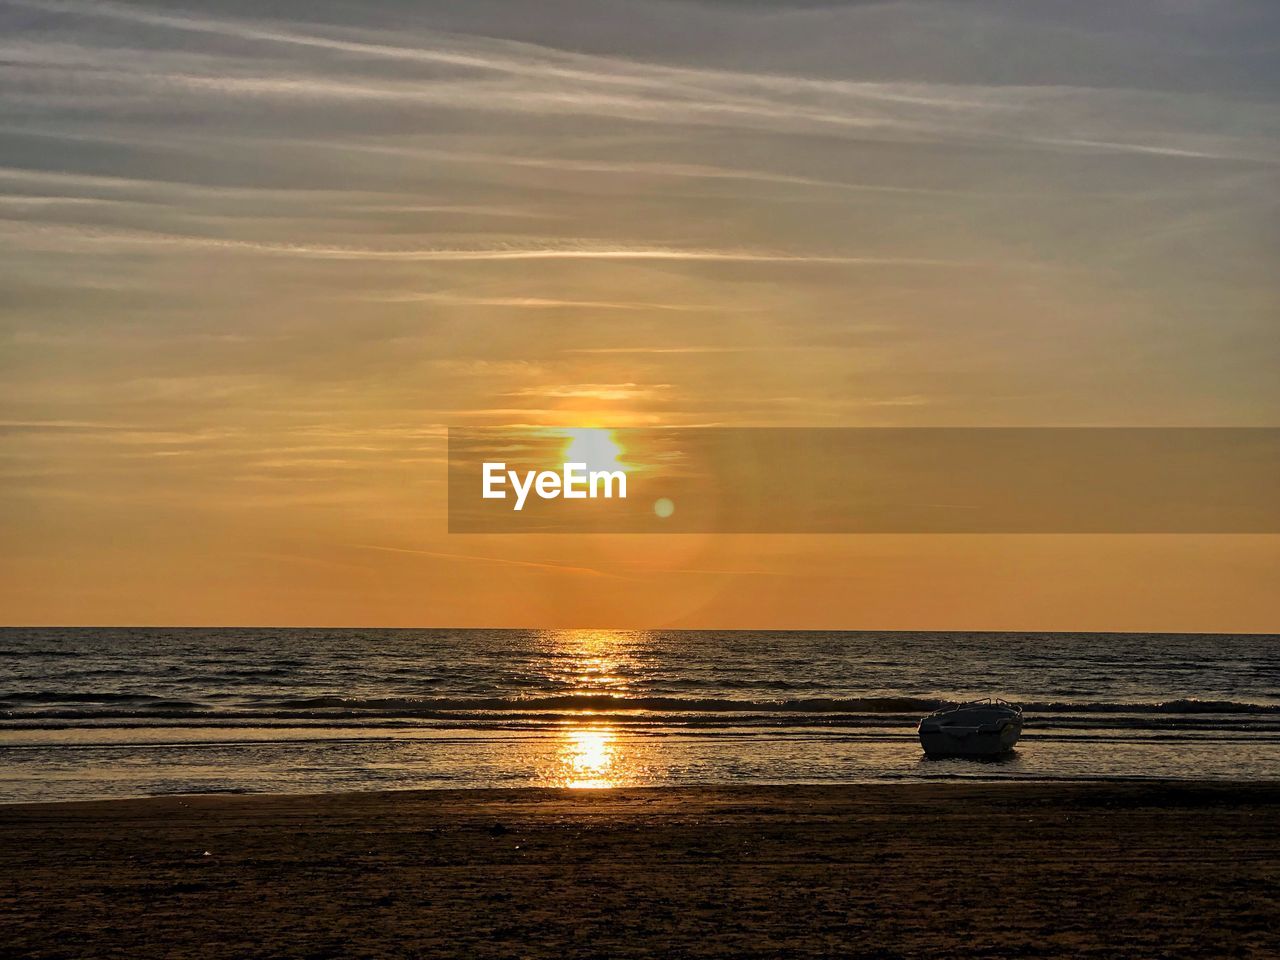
top-left (3, 692), bottom-right (1278, 724)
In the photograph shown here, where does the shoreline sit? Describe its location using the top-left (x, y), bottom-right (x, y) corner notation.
top-left (4, 780), bottom-right (1277, 958)
top-left (4, 773), bottom-right (1280, 809)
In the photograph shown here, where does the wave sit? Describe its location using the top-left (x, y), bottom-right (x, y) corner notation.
top-left (0, 691), bottom-right (174, 704)
top-left (2, 692), bottom-right (1278, 719)
top-left (1029, 698), bottom-right (1280, 715)
top-left (260, 694), bottom-right (953, 713)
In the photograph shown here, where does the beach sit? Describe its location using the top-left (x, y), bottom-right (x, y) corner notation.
top-left (3, 781), bottom-right (1277, 959)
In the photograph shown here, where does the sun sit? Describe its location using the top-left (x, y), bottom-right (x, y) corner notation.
top-left (562, 428), bottom-right (624, 474)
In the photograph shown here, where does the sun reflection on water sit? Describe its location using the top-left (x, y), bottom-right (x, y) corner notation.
top-left (557, 726), bottom-right (618, 789)
top-left (535, 629), bottom-right (638, 696)
top-left (534, 631), bottom-right (647, 788)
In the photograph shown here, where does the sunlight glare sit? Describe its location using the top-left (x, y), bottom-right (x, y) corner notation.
top-left (560, 726), bottom-right (617, 789)
top-left (561, 428), bottom-right (625, 475)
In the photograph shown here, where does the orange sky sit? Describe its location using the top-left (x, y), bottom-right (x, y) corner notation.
top-left (1, 0), bottom-right (1278, 630)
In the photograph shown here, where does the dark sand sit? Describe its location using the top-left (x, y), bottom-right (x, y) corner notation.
top-left (2, 781), bottom-right (1278, 959)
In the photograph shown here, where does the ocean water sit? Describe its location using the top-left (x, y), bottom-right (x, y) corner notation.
top-left (1, 628), bottom-right (1277, 802)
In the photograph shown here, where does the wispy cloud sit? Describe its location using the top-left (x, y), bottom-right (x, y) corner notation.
top-left (504, 383), bottom-right (670, 401)
top-left (364, 292), bottom-right (722, 311)
top-left (351, 543), bottom-right (631, 580)
top-left (5, 0), bottom-right (1276, 160)
top-left (0, 223), bottom-right (984, 266)
top-left (563, 345), bottom-right (807, 355)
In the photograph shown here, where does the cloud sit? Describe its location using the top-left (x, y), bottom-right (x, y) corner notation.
top-left (504, 383), bottom-right (671, 401)
top-left (350, 542), bottom-right (631, 580)
top-left (2, 0), bottom-right (1277, 500)
top-left (0, 223), bottom-right (984, 265)
top-left (364, 292), bottom-right (722, 311)
top-left (0, 419), bottom-right (137, 434)
top-left (4, 0), bottom-right (1276, 160)
top-left (563, 345), bottom-right (803, 355)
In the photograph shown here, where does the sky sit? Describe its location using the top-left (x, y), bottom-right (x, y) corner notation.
top-left (1, 0), bottom-right (1278, 630)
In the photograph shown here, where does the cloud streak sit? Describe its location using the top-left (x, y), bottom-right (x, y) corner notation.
top-left (0, 222), bottom-right (986, 266)
top-left (367, 292), bottom-right (720, 312)
top-left (351, 543), bottom-right (631, 580)
top-left (4, 0), bottom-right (1276, 161)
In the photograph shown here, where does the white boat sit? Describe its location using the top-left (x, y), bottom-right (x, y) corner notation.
top-left (918, 698), bottom-right (1023, 758)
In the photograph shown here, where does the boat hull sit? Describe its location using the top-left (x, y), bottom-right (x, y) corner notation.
top-left (919, 719), bottom-right (1022, 758)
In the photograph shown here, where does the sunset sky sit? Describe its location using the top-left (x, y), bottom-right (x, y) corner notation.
top-left (2, 0), bottom-right (1277, 629)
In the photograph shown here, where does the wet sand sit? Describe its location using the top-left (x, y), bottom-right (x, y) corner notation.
top-left (2, 781), bottom-right (1277, 959)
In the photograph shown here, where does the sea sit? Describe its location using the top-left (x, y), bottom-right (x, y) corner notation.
top-left (1, 628), bottom-right (1276, 802)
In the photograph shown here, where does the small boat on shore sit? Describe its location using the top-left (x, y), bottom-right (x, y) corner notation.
top-left (918, 698), bottom-right (1023, 758)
